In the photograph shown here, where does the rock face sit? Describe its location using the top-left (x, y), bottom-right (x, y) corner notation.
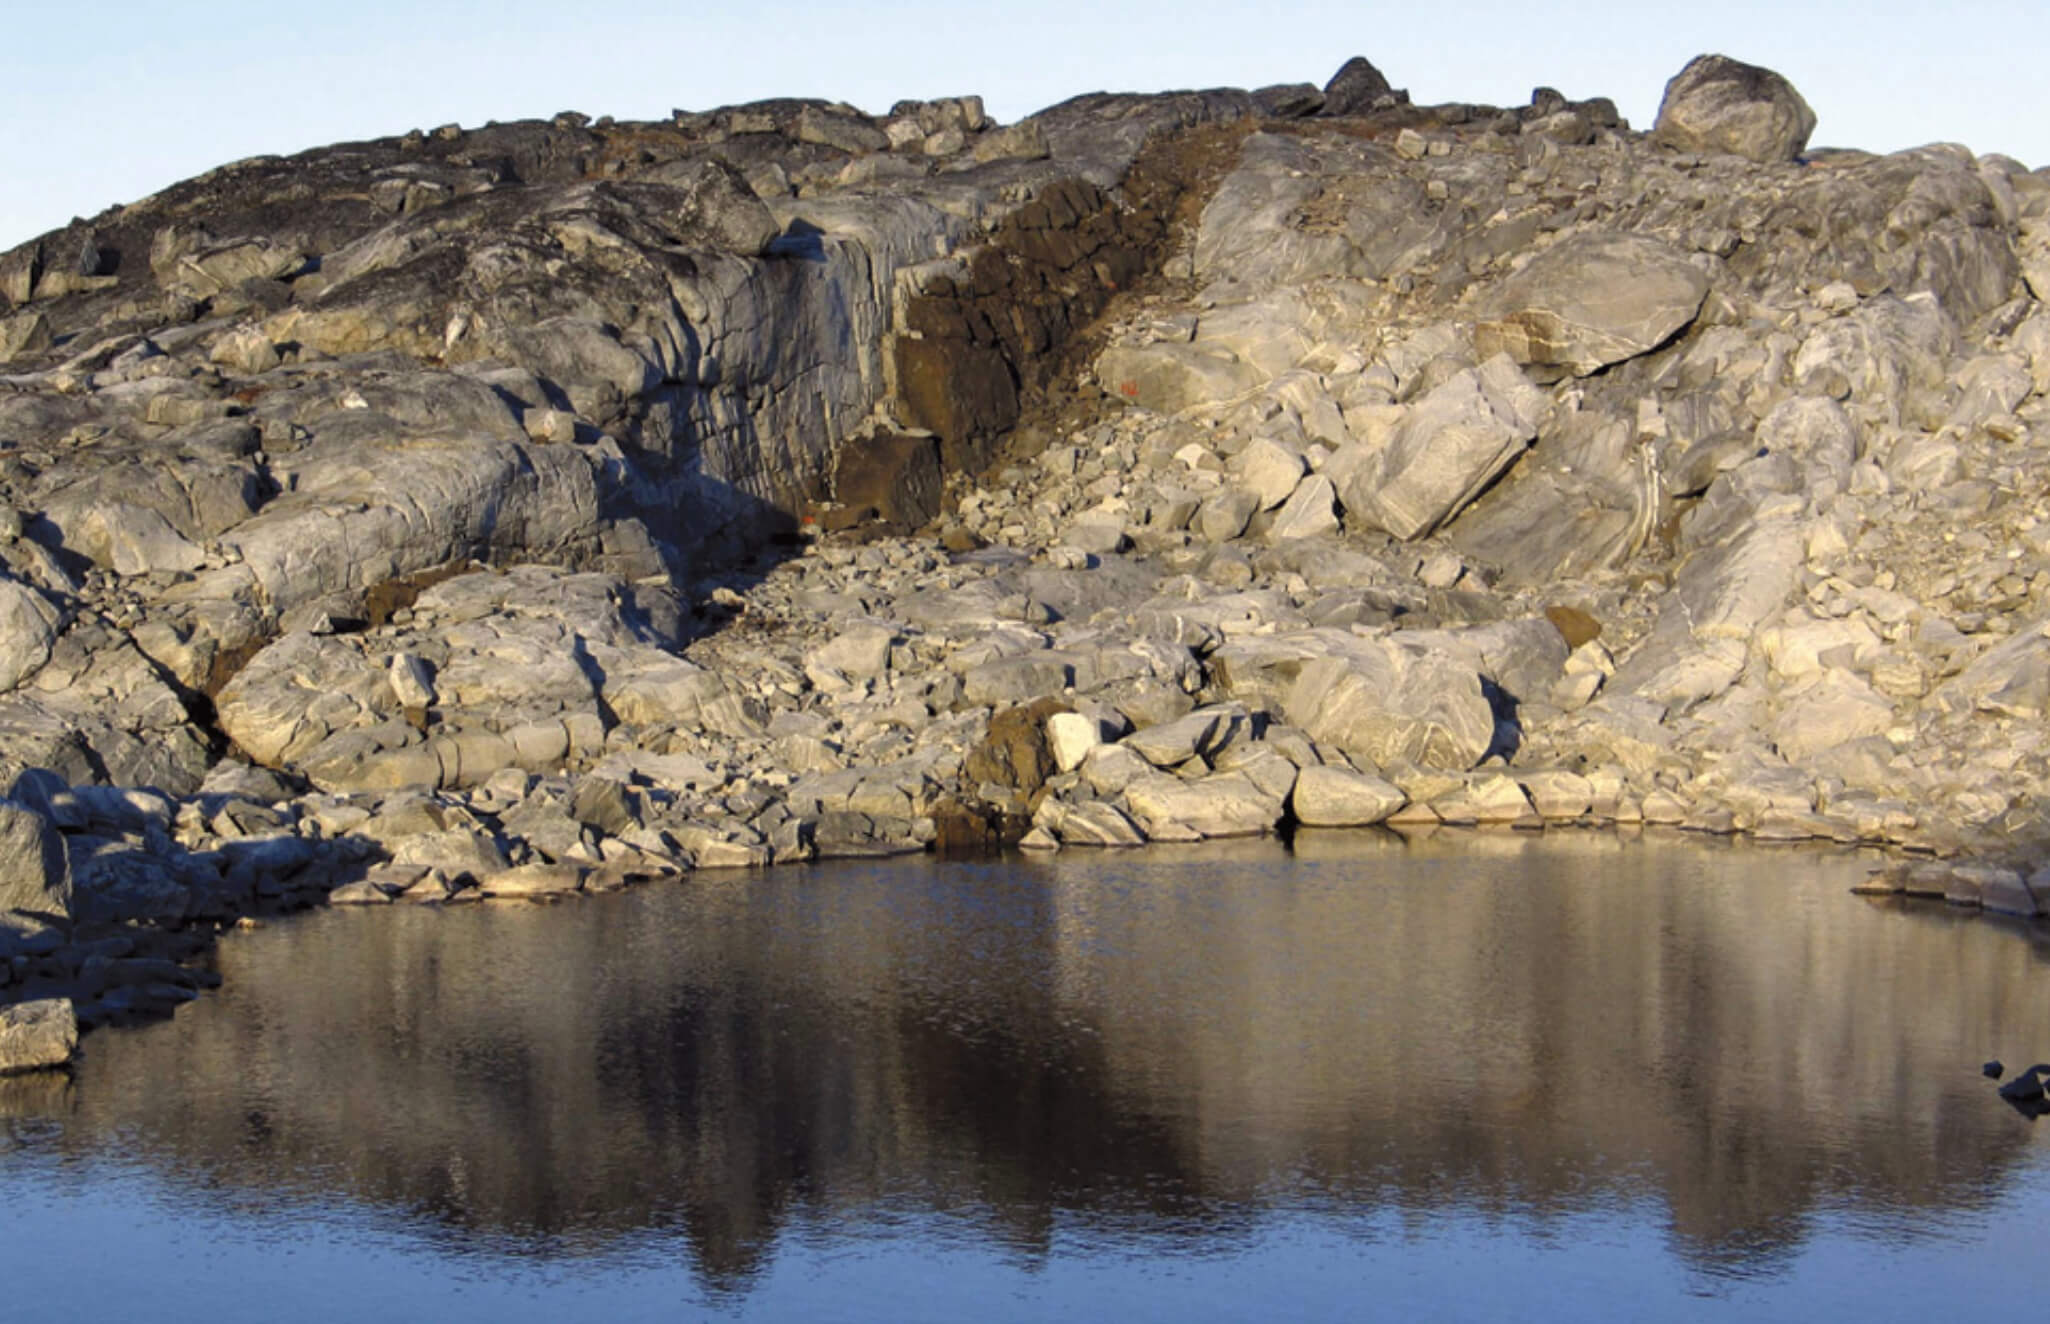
top-left (1651, 54), bottom-right (1818, 163)
top-left (1, 49), bottom-right (2048, 1040)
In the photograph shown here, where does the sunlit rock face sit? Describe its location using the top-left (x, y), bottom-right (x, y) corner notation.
top-left (8, 838), bottom-right (2045, 1286)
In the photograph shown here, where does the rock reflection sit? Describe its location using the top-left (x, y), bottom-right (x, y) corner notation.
top-left (5, 834), bottom-right (2047, 1289)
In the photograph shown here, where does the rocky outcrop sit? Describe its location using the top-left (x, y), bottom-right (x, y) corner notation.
top-left (1, 50), bottom-right (2048, 1039)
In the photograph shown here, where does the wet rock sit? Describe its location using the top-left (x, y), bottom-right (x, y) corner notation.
top-left (0, 998), bottom-right (77, 1074)
top-left (1043, 799), bottom-right (1147, 847)
top-left (478, 862), bottom-right (586, 898)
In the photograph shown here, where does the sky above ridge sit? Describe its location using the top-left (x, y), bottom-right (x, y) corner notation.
top-left (1, 0), bottom-right (2043, 251)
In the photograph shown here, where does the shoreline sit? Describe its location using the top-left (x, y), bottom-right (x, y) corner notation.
top-left (6, 52), bottom-right (2050, 1070)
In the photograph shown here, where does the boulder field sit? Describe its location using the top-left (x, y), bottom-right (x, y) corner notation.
top-left (4, 53), bottom-right (2050, 1065)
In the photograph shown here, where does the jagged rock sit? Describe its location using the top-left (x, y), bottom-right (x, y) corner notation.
top-left (478, 862), bottom-right (586, 898)
top-left (1267, 476), bottom-right (1340, 541)
top-left (1045, 711), bottom-right (1101, 773)
top-left (1122, 708), bottom-right (1224, 767)
top-left (1098, 342), bottom-right (1263, 413)
top-left (1, 51), bottom-right (2048, 1022)
top-left (1333, 356), bottom-right (1546, 540)
top-left (1320, 56), bottom-right (1396, 116)
top-left (1651, 54), bottom-right (1817, 163)
top-left (0, 573), bottom-right (60, 693)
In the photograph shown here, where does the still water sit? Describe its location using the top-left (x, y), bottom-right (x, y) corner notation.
top-left (3, 831), bottom-right (2047, 1321)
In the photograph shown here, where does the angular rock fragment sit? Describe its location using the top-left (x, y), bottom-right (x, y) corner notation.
top-left (1474, 234), bottom-right (1709, 377)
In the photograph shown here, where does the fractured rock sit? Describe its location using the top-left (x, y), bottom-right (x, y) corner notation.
top-left (1474, 234), bottom-right (1709, 377)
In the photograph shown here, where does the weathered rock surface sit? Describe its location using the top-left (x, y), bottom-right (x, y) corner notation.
top-left (1474, 234), bottom-right (1709, 376)
top-left (1651, 54), bottom-right (1817, 163)
top-left (3, 48), bottom-right (2050, 1044)
top-left (0, 998), bottom-right (76, 1073)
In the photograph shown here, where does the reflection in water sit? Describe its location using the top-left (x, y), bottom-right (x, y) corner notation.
top-left (4, 833), bottom-right (2048, 1305)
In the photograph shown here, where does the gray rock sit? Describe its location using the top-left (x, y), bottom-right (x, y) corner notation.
top-left (0, 999), bottom-right (76, 1074)
top-left (1290, 765), bottom-right (1406, 827)
top-left (1123, 770), bottom-right (1282, 838)
top-left (0, 800), bottom-right (70, 929)
top-left (478, 862), bottom-right (586, 898)
top-left (1651, 54), bottom-right (1817, 163)
top-left (1122, 709), bottom-right (1223, 768)
top-left (1334, 356), bottom-right (1545, 540)
top-left (1098, 342), bottom-right (1263, 413)
top-left (1320, 56), bottom-right (1396, 116)
top-left (1229, 438), bottom-right (1306, 509)
top-left (1474, 234), bottom-right (1709, 377)
top-left (1048, 800), bottom-right (1147, 847)
top-left (0, 574), bottom-right (60, 694)
top-left (1266, 475), bottom-right (1339, 541)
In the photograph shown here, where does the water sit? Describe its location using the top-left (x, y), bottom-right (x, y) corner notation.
top-left (3, 831), bottom-right (2046, 1320)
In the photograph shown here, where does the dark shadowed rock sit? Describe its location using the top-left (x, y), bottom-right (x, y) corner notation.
top-left (1321, 56), bottom-right (1396, 116)
top-left (1651, 54), bottom-right (1817, 163)
top-left (1252, 83), bottom-right (1324, 118)
top-left (636, 157), bottom-right (782, 255)
top-left (0, 800), bottom-right (71, 931)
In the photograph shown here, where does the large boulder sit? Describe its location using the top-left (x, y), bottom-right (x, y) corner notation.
top-left (1332, 355), bottom-right (1546, 540)
top-left (1290, 765), bottom-right (1407, 827)
top-left (1474, 234), bottom-right (1709, 377)
top-left (1650, 54), bottom-right (1817, 163)
top-left (1214, 631), bottom-right (1499, 771)
top-left (1123, 771), bottom-right (1282, 838)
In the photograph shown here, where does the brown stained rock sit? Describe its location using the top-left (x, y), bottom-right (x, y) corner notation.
top-left (1545, 605), bottom-right (1602, 650)
top-left (964, 697), bottom-right (1073, 796)
top-left (828, 431), bottom-right (944, 533)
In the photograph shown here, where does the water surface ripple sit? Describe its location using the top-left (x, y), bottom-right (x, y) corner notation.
top-left (3, 832), bottom-right (2046, 1320)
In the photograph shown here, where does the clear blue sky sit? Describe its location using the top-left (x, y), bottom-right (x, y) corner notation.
top-left (1, 1), bottom-right (2043, 251)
